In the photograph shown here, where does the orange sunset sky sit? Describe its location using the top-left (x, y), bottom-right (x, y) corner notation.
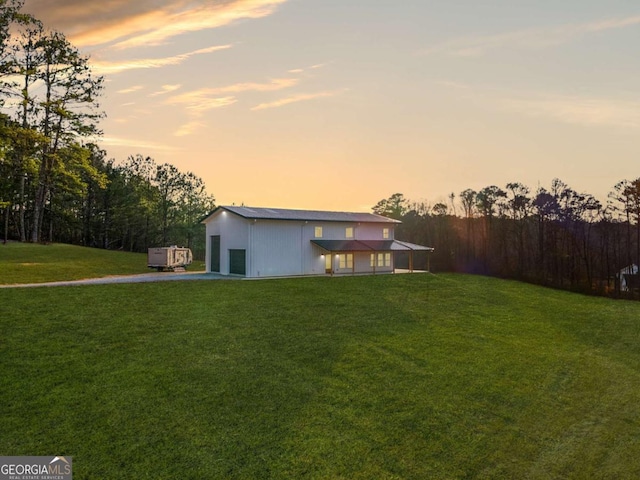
top-left (21, 0), bottom-right (640, 212)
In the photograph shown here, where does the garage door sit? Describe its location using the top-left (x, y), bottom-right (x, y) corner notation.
top-left (229, 249), bottom-right (246, 275)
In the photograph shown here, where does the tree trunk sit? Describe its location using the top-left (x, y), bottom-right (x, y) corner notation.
top-left (3, 204), bottom-right (9, 244)
top-left (31, 183), bottom-right (44, 242)
top-left (19, 173), bottom-right (26, 242)
top-left (48, 208), bottom-right (53, 243)
top-left (103, 193), bottom-right (110, 249)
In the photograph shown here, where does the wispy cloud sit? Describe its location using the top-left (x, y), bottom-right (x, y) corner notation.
top-left (150, 84), bottom-right (182, 97)
top-left (166, 94), bottom-right (238, 115)
top-left (436, 80), bottom-right (640, 130)
top-left (205, 78), bottom-right (299, 95)
top-left (422, 15), bottom-right (640, 56)
top-left (91, 45), bottom-right (231, 75)
top-left (163, 91), bottom-right (236, 136)
top-left (287, 63), bottom-right (329, 75)
top-left (165, 77), bottom-right (300, 135)
top-left (251, 90), bottom-right (344, 111)
top-left (500, 94), bottom-right (640, 130)
top-left (98, 135), bottom-right (179, 151)
top-left (23, 0), bottom-right (288, 49)
top-left (165, 78), bottom-right (297, 113)
top-left (174, 121), bottom-right (206, 137)
top-left (117, 85), bottom-right (144, 94)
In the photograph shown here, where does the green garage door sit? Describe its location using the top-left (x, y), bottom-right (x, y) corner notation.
top-left (229, 249), bottom-right (246, 275)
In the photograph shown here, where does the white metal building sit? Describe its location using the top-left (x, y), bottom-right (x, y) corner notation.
top-left (619, 264), bottom-right (639, 292)
top-left (201, 206), bottom-right (433, 277)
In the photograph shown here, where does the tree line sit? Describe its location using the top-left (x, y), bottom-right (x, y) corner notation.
top-left (0, 0), bottom-right (215, 258)
top-left (374, 179), bottom-right (640, 298)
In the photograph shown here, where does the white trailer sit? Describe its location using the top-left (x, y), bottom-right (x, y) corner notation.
top-left (148, 246), bottom-right (193, 271)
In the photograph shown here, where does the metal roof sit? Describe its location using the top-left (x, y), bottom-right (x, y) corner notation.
top-left (204, 205), bottom-right (401, 224)
top-left (311, 240), bottom-right (384, 252)
top-left (312, 239), bottom-right (433, 252)
top-left (393, 240), bottom-right (435, 252)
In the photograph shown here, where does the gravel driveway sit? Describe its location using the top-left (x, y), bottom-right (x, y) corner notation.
top-left (0, 271), bottom-right (232, 289)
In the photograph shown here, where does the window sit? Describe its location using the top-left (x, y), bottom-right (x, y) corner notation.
top-left (371, 253), bottom-right (391, 267)
top-left (383, 228), bottom-right (390, 239)
top-left (315, 226), bottom-right (323, 238)
top-left (345, 227), bottom-right (354, 239)
top-left (338, 254), bottom-right (353, 269)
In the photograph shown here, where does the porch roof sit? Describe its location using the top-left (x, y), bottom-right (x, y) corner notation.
top-left (311, 239), bottom-right (433, 252)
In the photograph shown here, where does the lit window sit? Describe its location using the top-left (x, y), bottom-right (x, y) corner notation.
top-left (383, 228), bottom-right (389, 239)
top-left (315, 226), bottom-right (323, 238)
top-left (345, 227), bottom-right (354, 239)
top-left (372, 253), bottom-right (391, 267)
top-left (339, 254), bottom-right (353, 269)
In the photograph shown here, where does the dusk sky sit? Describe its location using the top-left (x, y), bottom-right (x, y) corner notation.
top-left (21, 0), bottom-right (640, 212)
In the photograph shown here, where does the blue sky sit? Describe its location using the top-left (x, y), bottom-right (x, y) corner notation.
top-left (22, 0), bottom-right (640, 211)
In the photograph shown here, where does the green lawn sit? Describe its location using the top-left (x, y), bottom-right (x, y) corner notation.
top-left (2, 271), bottom-right (640, 478)
top-left (0, 243), bottom-right (204, 284)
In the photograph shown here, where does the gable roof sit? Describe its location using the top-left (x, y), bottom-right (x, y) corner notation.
top-left (202, 205), bottom-right (401, 224)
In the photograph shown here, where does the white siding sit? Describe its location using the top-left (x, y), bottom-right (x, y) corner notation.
top-left (205, 214), bottom-right (329, 277)
top-left (313, 222), bottom-right (347, 240)
top-left (204, 209), bottom-right (400, 277)
top-left (356, 223), bottom-right (394, 240)
top-left (308, 221), bottom-right (395, 241)
top-left (247, 221), bottom-right (328, 277)
top-left (250, 221), bottom-right (304, 277)
top-left (304, 222), bottom-right (394, 241)
top-left (302, 223), bottom-right (327, 275)
top-left (205, 210), bottom-right (248, 275)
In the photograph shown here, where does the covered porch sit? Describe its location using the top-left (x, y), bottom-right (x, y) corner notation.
top-left (311, 239), bottom-right (434, 275)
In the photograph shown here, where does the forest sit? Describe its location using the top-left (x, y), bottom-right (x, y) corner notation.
top-left (373, 180), bottom-right (640, 298)
top-left (0, 0), bottom-right (215, 258)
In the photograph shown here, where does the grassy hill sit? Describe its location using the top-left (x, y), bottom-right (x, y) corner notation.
top-left (1, 250), bottom-right (640, 478)
top-left (0, 242), bottom-right (204, 284)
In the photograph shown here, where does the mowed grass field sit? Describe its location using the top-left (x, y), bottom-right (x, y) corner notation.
top-left (0, 242), bottom-right (204, 284)
top-left (2, 245), bottom-right (640, 478)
